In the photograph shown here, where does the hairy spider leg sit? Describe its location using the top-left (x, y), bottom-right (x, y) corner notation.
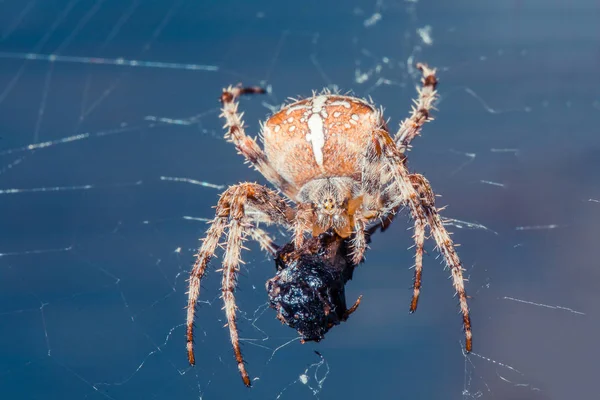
top-left (395, 63), bottom-right (439, 153)
top-left (396, 64), bottom-right (438, 312)
top-left (408, 188), bottom-right (426, 313)
top-left (388, 63), bottom-right (443, 316)
top-left (186, 183), bottom-right (295, 386)
top-left (412, 174), bottom-right (472, 352)
top-left (372, 129), bottom-right (472, 353)
top-left (220, 86), bottom-right (297, 197)
top-left (354, 63), bottom-right (439, 270)
top-left (351, 142), bottom-right (387, 264)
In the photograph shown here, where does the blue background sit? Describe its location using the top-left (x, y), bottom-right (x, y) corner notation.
top-left (0, 1), bottom-right (599, 399)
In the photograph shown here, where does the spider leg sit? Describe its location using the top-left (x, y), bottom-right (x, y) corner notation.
top-left (292, 203), bottom-right (313, 249)
top-left (186, 183), bottom-right (295, 386)
top-left (350, 210), bottom-right (369, 265)
top-left (220, 86), bottom-right (297, 197)
top-left (358, 160), bottom-right (425, 309)
top-left (351, 141), bottom-right (389, 264)
top-left (326, 295), bottom-right (363, 330)
top-left (408, 189), bottom-right (426, 313)
top-left (394, 63), bottom-right (438, 153)
top-left (248, 226), bottom-right (279, 256)
top-left (187, 217), bottom-right (225, 365)
top-left (410, 173), bottom-right (472, 351)
top-left (342, 295), bottom-right (363, 320)
top-left (221, 214), bottom-right (249, 385)
top-left (372, 129), bottom-right (472, 352)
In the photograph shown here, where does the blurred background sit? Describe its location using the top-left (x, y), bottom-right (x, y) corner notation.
top-left (0, 0), bottom-right (598, 399)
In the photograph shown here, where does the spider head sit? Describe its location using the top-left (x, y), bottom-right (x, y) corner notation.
top-left (297, 177), bottom-right (362, 238)
top-left (266, 232), bottom-right (356, 342)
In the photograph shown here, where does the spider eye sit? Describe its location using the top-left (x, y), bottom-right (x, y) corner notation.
top-left (323, 198), bottom-right (335, 211)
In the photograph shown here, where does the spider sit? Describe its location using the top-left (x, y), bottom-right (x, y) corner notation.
top-left (186, 63), bottom-right (472, 387)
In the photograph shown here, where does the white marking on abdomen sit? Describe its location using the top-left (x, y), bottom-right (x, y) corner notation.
top-left (306, 113), bottom-right (325, 166)
top-left (329, 100), bottom-right (351, 108)
top-left (305, 95), bottom-right (329, 167)
top-left (285, 103), bottom-right (311, 115)
top-left (312, 95), bottom-right (328, 112)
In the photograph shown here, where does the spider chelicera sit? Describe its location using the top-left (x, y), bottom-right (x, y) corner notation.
top-left (186, 63), bottom-right (472, 386)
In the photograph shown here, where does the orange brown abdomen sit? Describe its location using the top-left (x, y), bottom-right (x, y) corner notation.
top-left (262, 94), bottom-right (386, 189)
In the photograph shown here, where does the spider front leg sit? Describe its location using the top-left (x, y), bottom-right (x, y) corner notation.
top-left (186, 182), bottom-right (295, 386)
top-left (220, 85), bottom-right (297, 197)
top-left (395, 63), bottom-right (438, 153)
top-left (373, 130), bottom-right (472, 352)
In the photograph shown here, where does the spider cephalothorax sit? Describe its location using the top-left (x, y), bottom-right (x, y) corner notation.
top-left (296, 177), bottom-right (365, 239)
top-left (186, 64), bottom-right (472, 387)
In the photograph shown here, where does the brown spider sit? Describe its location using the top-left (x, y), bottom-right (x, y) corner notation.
top-left (186, 63), bottom-right (472, 387)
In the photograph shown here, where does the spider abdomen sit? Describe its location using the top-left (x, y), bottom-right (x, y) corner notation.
top-left (262, 94), bottom-right (386, 190)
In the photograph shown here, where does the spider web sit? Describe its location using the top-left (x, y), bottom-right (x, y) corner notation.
top-left (0, 0), bottom-right (598, 399)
